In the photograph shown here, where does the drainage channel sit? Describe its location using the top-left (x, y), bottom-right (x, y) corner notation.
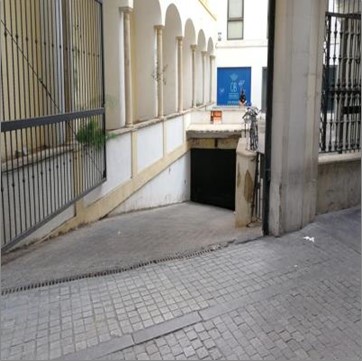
top-left (2, 240), bottom-right (241, 296)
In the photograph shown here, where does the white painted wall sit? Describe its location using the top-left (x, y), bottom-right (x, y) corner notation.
top-left (216, 46), bottom-right (267, 108)
top-left (166, 116), bottom-right (184, 153)
top-left (110, 152), bottom-right (190, 215)
top-left (137, 123), bottom-right (163, 171)
top-left (215, 0), bottom-right (269, 41)
top-left (84, 133), bottom-right (132, 206)
top-left (214, 0), bottom-right (268, 109)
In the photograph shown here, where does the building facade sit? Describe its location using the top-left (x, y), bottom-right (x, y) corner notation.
top-left (0, 0), bottom-right (219, 249)
top-left (214, 0), bottom-right (268, 109)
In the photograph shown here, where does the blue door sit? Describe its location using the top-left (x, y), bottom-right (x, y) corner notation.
top-left (217, 67), bottom-right (251, 106)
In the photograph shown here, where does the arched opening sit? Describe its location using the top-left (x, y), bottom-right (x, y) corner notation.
top-left (163, 4), bottom-right (182, 115)
top-left (196, 30), bottom-right (206, 106)
top-left (134, 0), bottom-right (162, 121)
top-left (207, 37), bottom-right (215, 103)
top-left (183, 19), bottom-right (196, 110)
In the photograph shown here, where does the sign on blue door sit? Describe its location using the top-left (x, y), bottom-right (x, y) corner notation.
top-left (217, 67), bottom-right (251, 106)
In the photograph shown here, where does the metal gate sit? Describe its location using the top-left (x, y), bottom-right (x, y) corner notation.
top-left (1, 0), bottom-right (106, 250)
top-left (320, 0), bottom-right (361, 153)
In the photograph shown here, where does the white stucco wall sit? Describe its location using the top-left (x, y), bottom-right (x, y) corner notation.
top-left (215, 46), bottom-right (267, 109)
top-left (110, 152), bottom-right (190, 215)
top-left (84, 133), bottom-right (132, 206)
top-left (166, 116), bottom-right (184, 153)
top-left (214, 0), bottom-right (268, 109)
top-left (137, 123), bottom-right (163, 171)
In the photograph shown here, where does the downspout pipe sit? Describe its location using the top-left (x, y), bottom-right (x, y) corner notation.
top-left (262, 0), bottom-right (276, 235)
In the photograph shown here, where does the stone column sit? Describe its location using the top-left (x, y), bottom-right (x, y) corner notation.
top-left (103, 1), bottom-right (123, 129)
top-left (201, 51), bottom-right (208, 105)
top-left (122, 7), bottom-right (133, 127)
top-left (209, 55), bottom-right (215, 103)
top-left (155, 25), bottom-right (164, 118)
top-left (191, 44), bottom-right (197, 108)
top-left (235, 138), bottom-right (257, 227)
top-left (268, 0), bottom-right (327, 235)
top-left (177, 36), bottom-right (184, 113)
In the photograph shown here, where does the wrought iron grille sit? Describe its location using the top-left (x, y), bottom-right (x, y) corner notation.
top-left (320, 0), bottom-right (361, 153)
top-left (1, 0), bottom-right (106, 250)
top-left (251, 152), bottom-right (263, 224)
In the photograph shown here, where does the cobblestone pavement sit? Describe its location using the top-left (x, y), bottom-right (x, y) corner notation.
top-left (1, 202), bottom-right (262, 290)
top-left (1, 207), bottom-right (360, 360)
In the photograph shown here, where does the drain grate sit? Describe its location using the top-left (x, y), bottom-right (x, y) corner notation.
top-left (1, 241), bottom-right (239, 295)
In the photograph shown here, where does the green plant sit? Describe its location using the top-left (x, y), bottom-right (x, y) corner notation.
top-left (76, 120), bottom-right (115, 149)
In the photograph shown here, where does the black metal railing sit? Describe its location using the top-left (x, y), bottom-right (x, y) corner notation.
top-left (251, 152), bottom-right (263, 223)
top-left (1, 0), bottom-right (106, 250)
top-left (320, 0), bottom-right (361, 153)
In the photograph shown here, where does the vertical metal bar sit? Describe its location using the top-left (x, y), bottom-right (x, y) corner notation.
top-left (5, 0), bottom-right (11, 121)
top-left (19, 1), bottom-right (30, 231)
top-left (1, 0), bottom-right (7, 121)
top-left (20, 128), bottom-right (28, 231)
top-left (37, 1), bottom-right (46, 220)
top-left (9, 0), bottom-right (16, 121)
top-left (43, 0), bottom-right (51, 216)
top-left (262, 0), bottom-right (275, 235)
top-left (30, 0), bottom-right (37, 118)
top-left (49, 0), bottom-right (57, 212)
top-left (24, 127), bottom-right (33, 228)
top-left (329, 13), bottom-right (337, 152)
top-left (30, 0), bottom-right (42, 222)
top-left (14, 0), bottom-right (23, 120)
top-left (29, 113), bottom-right (37, 227)
top-left (91, 1), bottom-right (95, 110)
top-left (8, 129), bottom-right (19, 238)
top-left (322, 15), bottom-right (331, 152)
top-left (3, 132), bottom-right (12, 243)
top-left (1, 169), bottom-right (7, 245)
top-left (99, 0), bottom-right (107, 180)
top-left (20, 0), bottom-right (28, 120)
top-left (25, 0), bottom-right (33, 119)
top-left (338, 17), bottom-right (347, 153)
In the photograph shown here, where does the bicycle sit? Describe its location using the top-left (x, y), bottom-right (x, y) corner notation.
top-left (242, 106), bottom-right (259, 151)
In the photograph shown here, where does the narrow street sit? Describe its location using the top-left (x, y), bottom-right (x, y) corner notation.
top-left (1, 206), bottom-right (360, 360)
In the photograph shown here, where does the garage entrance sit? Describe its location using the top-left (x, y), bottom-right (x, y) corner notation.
top-left (191, 148), bottom-right (236, 210)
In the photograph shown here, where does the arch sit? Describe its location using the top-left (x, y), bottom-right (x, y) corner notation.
top-left (207, 37), bottom-right (214, 54)
top-left (134, 0), bottom-right (162, 120)
top-left (183, 19), bottom-right (196, 109)
top-left (206, 37), bottom-right (215, 103)
top-left (196, 30), bottom-right (206, 105)
top-left (163, 4), bottom-right (182, 115)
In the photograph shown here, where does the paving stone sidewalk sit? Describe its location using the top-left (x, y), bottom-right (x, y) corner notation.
top-left (1, 202), bottom-right (262, 291)
top-left (1, 207), bottom-right (360, 360)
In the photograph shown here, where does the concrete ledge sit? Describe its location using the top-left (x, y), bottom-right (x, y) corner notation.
top-left (133, 312), bottom-right (201, 344)
top-left (186, 124), bottom-right (243, 139)
top-left (319, 152), bottom-right (361, 165)
top-left (58, 335), bottom-right (134, 360)
top-left (317, 152), bottom-right (361, 214)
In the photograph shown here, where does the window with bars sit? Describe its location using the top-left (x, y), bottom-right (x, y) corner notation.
top-left (227, 0), bottom-right (244, 40)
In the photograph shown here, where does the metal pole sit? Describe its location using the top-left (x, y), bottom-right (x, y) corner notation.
top-left (262, 0), bottom-right (276, 235)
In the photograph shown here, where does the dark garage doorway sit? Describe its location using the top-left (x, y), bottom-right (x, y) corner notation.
top-left (191, 149), bottom-right (236, 211)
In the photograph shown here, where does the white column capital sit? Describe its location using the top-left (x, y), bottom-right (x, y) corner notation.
top-left (191, 44), bottom-right (197, 52)
top-left (154, 25), bottom-right (165, 32)
top-left (119, 6), bottom-right (133, 13)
